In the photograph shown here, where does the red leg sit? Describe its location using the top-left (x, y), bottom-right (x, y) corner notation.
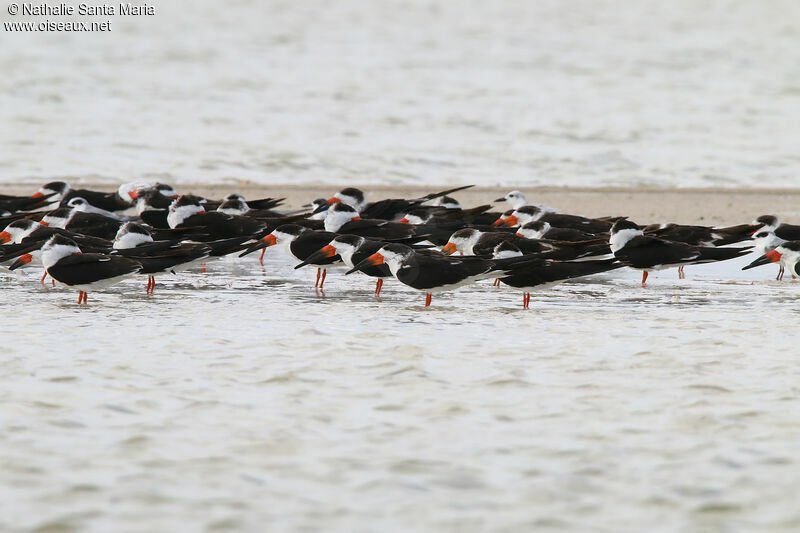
top-left (259, 248), bottom-right (266, 265)
top-left (320, 269), bottom-right (327, 288)
top-left (374, 278), bottom-right (383, 296)
top-left (778, 265), bottom-right (784, 281)
top-left (678, 265), bottom-right (685, 279)
top-left (77, 291), bottom-right (82, 304)
top-left (641, 271), bottom-right (649, 287)
top-left (425, 293), bottom-right (432, 307)
top-left (41, 271), bottom-right (48, 285)
top-left (315, 268), bottom-right (321, 287)
top-left (200, 263), bottom-right (206, 274)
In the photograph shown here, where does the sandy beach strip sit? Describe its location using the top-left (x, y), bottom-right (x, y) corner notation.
top-left (3, 182), bottom-right (800, 226)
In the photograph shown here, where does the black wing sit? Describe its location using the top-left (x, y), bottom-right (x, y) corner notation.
top-left (395, 253), bottom-right (493, 290)
top-left (501, 258), bottom-right (622, 288)
top-left (613, 236), bottom-right (701, 268)
top-left (48, 254), bottom-right (141, 286)
top-left (140, 209), bottom-right (171, 229)
top-left (63, 189), bottom-right (128, 212)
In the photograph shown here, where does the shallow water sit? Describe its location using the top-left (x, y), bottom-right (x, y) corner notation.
top-left (3, 251), bottom-right (800, 532)
top-left (3, 0), bottom-right (800, 188)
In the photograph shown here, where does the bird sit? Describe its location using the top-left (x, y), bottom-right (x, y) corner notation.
top-left (65, 197), bottom-right (128, 221)
top-left (322, 202), bottom-right (422, 241)
top-left (294, 234), bottom-right (392, 296)
top-left (496, 205), bottom-right (618, 234)
top-left (40, 206), bottom-right (126, 240)
top-left (240, 224), bottom-right (342, 288)
top-left (747, 230), bottom-right (789, 280)
top-left (0, 191), bottom-right (57, 213)
top-left (515, 221), bottom-right (602, 242)
top-left (442, 228), bottom-right (609, 260)
top-left (1, 240), bottom-right (48, 274)
top-left (490, 241), bottom-right (623, 309)
top-left (165, 195), bottom-right (267, 257)
top-left (752, 215), bottom-right (800, 241)
top-left (11, 234), bottom-right (142, 304)
top-left (0, 218), bottom-right (113, 251)
top-left (442, 228), bottom-right (557, 256)
top-left (742, 241), bottom-right (800, 279)
top-left (494, 190), bottom-right (557, 214)
top-left (609, 220), bottom-right (752, 287)
top-left (643, 222), bottom-right (761, 247)
top-left (346, 243), bottom-right (519, 307)
top-left (33, 181), bottom-right (148, 212)
top-left (111, 222), bottom-right (212, 294)
top-left (320, 185), bottom-right (475, 220)
top-left (640, 221), bottom-right (762, 279)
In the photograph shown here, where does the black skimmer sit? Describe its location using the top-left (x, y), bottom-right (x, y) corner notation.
top-left (637, 222), bottom-right (761, 279)
top-left (397, 202), bottom-right (498, 226)
top-left (111, 223), bottom-right (212, 294)
top-left (442, 228), bottom-right (556, 256)
top-left (347, 243), bottom-right (517, 307)
top-left (132, 188), bottom-right (172, 228)
top-left (2, 219), bottom-right (114, 283)
top-left (495, 205), bottom-right (618, 234)
top-left (742, 241), bottom-right (800, 279)
top-left (442, 228), bottom-right (608, 260)
top-left (66, 197), bottom-right (128, 220)
top-left (643, 222), bottom-right (761, 247)
top-left (304, 199), bottom-right (330, 220)
top-left (430, 195), bottom-right (461, 209)
top-left (0, 191), bottom-right (57, 213)
top-left (0, 219), bottom-right (112, 251)
top-left (1, 240), bottom-right (48, 274)
top-left (34, 181), bottom-right (147, 212)
top-left (494, 190), bottom-right (557, 214)
top-left (321, 185), bottom-right (474, 220)
top-left (746, 230), bottom-right (789, 279)
top-left (12, 234), bottom-right (142, 304)
top-left (490, 241), bottom-right (623, 309)
top-left (41, 207), bottom-right (126, 241)
top-left (609, 220), bottom-right (751, 287)
top-left (215, 197), bottom-right (286, 219)
top-left (240, 224), bottom-right (341, 288)
top-left (167, 195), bottom-right (265, 237)
top-left (752, 215), bottom-right (800, 241)
top-left (210, 193), bottom-right (285, 213)
top-left (138, 183), bottom-right (180, 208)
top-left (516, 221), bottom-right (601, 242)
top-left (322, 203), bottom-right (422, 241)
top-left (294, 234), bottom-right (392, 296)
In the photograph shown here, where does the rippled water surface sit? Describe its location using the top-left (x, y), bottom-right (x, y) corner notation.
top-left (3, 251), bottom-right (800, 532)
top-left (2, 0), bottom-right (800, 187)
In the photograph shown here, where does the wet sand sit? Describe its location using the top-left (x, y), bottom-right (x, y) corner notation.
top-left (4, 182), bottom-right (800, 226)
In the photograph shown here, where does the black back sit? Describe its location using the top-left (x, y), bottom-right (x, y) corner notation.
top-left (48, 253), bottom-right (142, 286)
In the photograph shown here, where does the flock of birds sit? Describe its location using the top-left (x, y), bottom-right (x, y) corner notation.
top-left (1, 181), bottom-right (798, 308)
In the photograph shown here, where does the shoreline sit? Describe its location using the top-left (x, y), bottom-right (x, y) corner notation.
top-left (3, 182), bottom-right (800, 226)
